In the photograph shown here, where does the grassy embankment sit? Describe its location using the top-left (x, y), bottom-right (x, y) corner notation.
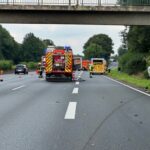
top-left (108, 69), bottom-right (150, 91)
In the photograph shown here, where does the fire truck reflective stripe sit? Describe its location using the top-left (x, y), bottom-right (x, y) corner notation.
top-left (46, 57), bottom-right (50, 72)
top-left (46, 52), bottom-right (52, 72)
top-left (65, 53), bottom-right (72, 72)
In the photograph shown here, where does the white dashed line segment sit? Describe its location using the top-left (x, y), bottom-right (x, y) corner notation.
top-left (76, 71), bottom-right (83, 80)
top-left (76, 82), bottom-right (79, 85)
top-left (12, 85), bottom-right (25, 91)
top-left (72, 87), bottom-right (79, 94)
top-left (64, 102), bottom-right (77, 119)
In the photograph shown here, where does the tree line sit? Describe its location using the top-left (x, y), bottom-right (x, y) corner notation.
top-left (118, 26), bottom-right (150, 78)
top-left (0, 25), bottom-right (54, 64)
top-left (0, 24), bottom-right (114, 66)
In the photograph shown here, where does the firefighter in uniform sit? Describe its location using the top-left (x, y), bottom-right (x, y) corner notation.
top-left (37, 63), bottom-right (44, 78)
top-left (89, 64), bottom-right (94, 78)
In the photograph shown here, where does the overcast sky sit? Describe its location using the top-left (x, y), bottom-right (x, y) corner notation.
top-left (2, 24), bottom-right (125, 55)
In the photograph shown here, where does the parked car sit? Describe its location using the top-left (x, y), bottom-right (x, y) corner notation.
top-left (15, 64), bottom-right (28, 74)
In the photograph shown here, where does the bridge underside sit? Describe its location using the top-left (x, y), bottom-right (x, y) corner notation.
top-left (0, 6), bottom-right (150, 25)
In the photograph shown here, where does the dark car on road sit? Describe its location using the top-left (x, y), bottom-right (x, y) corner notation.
top-left (15, 64), bottom-right (28, 74)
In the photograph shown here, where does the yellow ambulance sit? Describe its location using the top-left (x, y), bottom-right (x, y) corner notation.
top-left (91, 58), bottom-right (107, 74)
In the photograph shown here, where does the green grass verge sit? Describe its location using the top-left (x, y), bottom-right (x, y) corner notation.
top-left (108, 69), bottom-right (150, 91)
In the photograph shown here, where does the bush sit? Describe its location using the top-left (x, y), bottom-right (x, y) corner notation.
top-left (20, 62), bottom-right (28, 66)
top-left (20, 61), bottom-right (37, 70)
top-left (143, 69), bottom-right (149, 79)
top-left (0, 60), bottom-right (13, 70)
top-left (119, 52), bottom-right (146, 75)
top-left (27, 62), bottom-right (37, 69)
top-left (146, 55), bottom-right (150, 66)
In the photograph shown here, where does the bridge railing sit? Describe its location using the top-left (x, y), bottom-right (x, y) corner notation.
top-left (0, 0), bottom-right (150, 6)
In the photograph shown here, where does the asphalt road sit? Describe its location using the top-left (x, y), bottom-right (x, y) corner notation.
top-left (0, 71), bottom-right (150, 150)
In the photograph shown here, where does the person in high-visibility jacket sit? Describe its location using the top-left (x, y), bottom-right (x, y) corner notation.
top-left (37, 63), bottom-right (44, 78)
top-left (89, 64), bottom-right (94, 78)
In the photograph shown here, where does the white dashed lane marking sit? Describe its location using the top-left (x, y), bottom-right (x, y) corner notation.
top-left (72, 87), bottom-right (79, 94)
top-left (64, 102), bottom-right (77, 119)
top-left (76, 82), bottom-right (79, 85)
top-left (76, 71), bottom-right (83, 80)
top-left (12, 85), bottom-right (25, 91)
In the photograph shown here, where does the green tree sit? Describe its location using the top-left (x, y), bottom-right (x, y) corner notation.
top-left (0, 50), bottom-right (4, 59)
top-left (83, 43), bottom-right (103, 59)
top-left (119, 52), bottom-right (146, 74)
top-left (118, 26), bottom-right (150, 75)
top-left (146, 55), bottom-right (150, 66)
top-left (127, 26), bottom-right (150, 53)
top-left (118, 26), bottom-right (128, 57)
top-left (120, 26), bottom-right (128, 50)
top-left (83, 34), bottom-right (113, 61)
top-left (21, 33), bottom-right (46, 62)
top-left (118, 46), bottom-right (127, 57)
top-left (43, 39), bottom-right (54, 46)
top-left (12, 43), bottom-right (22, 64)
top-left (0, 25), bottom-right (20, 63)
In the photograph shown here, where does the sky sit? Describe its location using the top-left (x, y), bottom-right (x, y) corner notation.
top-left (2, 24), bottom-right (125, 55)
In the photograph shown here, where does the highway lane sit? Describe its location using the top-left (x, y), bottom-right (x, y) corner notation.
top-left (0, 72), bottom-right (39, 97)
top-left (0, 72), bottom-right (76, 150)
top-left (0, 71), bottom-right (150, 150)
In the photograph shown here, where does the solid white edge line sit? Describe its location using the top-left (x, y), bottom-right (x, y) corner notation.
top-left (12, 85), bottom-right (25, 91)
top-left (64, 102), bottom-right (77, 119)
top-left (104, 76), bottom-right (150, 97)
top-left (72, 87), bottom-right (79, 94)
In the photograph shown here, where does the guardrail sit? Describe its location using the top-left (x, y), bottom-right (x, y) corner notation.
top-left (0, 0), bottom-right (150, 6)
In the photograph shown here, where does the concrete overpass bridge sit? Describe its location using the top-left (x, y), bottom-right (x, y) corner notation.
top-left (0, 0), bottom-right (150, 25)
